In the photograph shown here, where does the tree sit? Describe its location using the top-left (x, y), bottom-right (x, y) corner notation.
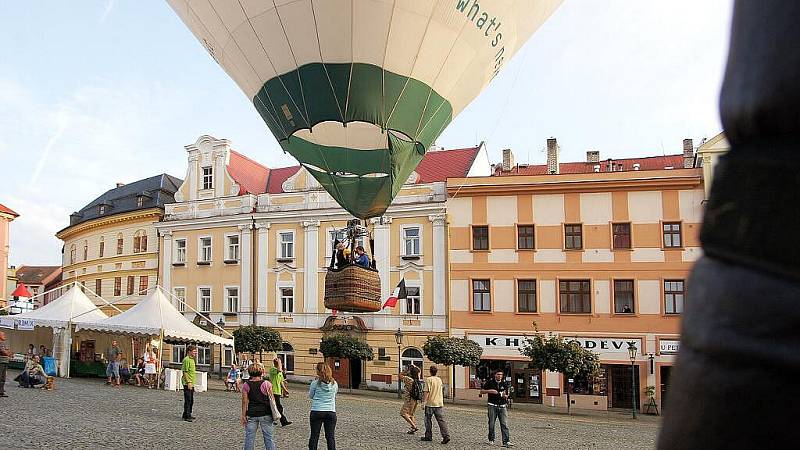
top-left (232, 325), bottom-right (283, 360)
top-left (520, 329), bottom-right (599, 414)
top-left (319, 334), bottom-right (374, 361)
top-left (423, 336), bottom-right (483, 401)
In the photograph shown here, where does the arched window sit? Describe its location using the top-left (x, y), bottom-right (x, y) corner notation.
top-left (83, 241), bottom-right (88, 261)
top-left (116, 233), bottom-right (124, 255)
top-left (133, 230), bottom-right (148, 253)
top-left (99, 236), bottom-right (104, 257)
top-left (277, 342), bottom-right (295, 374)
top-left (69, 244), bottom-right (76, 265)
top-left (401, 347), bottom-right (424, 371)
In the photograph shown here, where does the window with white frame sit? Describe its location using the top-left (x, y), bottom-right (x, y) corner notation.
top-left (174, 239), bottom-right (186, 263)
top-left (199, 287), bottom-right (212, 312)
top-left (200, 237), bottom-right (212, 262)
top-left (226, 287), bottom-right (239, 313)
top-left (172, 344), bottom-right (186, 363)
top-left (401, 347), bottom-right (424, 371)
top-left (279, 232), bottom-right (294, 259)
top-left (280, 287), bottom-right (294, 313)
top-left (277, 342), bottom-right (295, 373)
top-left (226, 235), bottom-right (240, 261)
top-left (405, 286), bottom-right (421, 315)
top-left (403, 227), bottom-right (421, 256)
top-left (202, 166), bottom-right (213, 190)
top-left (197, 345), bottom-right (211, 365)
top-left (223, 347), bottom-right (234, 367)
top-left (173, 287), bottom-right (186, 312)
top-left (328, 229), bottom-right (347, 257)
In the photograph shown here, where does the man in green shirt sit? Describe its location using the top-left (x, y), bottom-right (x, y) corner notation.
top-left (269, 357), bottom-right (292, 426)
top-left (181, 344), bottom-right (197, 422)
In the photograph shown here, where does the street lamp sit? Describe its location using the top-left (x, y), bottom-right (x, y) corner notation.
top-left (217, 318), bottom-right (225, 379)
top-left (627, 342), bottom-right (638, 419)
top-left (395, 328), bottom-right (404, 399)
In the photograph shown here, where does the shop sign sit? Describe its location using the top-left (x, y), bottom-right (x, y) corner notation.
top-left (659, 340), bottom-right (680, 354)
top-left (0, 317), bottom-right (14, 329)
top-left (564, 337), bottom-right (642, 355)
top-left (468, 334), bottom-right (527, 357)
top-left (16, 318), bottom-right (35, 331)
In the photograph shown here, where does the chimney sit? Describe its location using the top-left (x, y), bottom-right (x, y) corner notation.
top-left (502, 148), bottom-right (515, 172)
top-left (586, 150), bottom-right (600, 163)
top-left (682, 138), bottom-right (694, 168)
top-left (546, 138), bottom-right (559, 174)
top-left (116, 182), bottom-right (125, 188)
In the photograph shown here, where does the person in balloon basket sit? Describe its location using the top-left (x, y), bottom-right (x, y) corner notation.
top-left (421, 365), bottom-right (450, 444)
top-left (241, 362), bottom-right (279, 450)
top-left (480, 369), bottom-right (514, 447)
top-left (181, 344), bottom-right (198, 422)
top-left (353, 246), bottom-right (370, 269)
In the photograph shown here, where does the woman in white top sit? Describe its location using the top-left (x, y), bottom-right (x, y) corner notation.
top-left (143, 345), bottom-right (157, 388)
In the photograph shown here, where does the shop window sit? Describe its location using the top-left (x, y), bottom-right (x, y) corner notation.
top-left (612, 223), bottom-right (631, 249)
top-left (664, 280), bottom-right (685, 314)
top-left (614, 280), bottom-right (635, 314)
top-left (472, 226), bottom-right (489, 250)
top-left (663, 222), bottom-right (682, 248)
top-left (517, 279), bottom-right (537, 312)
top-left (559, 280), bottom-right (591, 314)
top-left (401, 347), bottom-right (424, 371)
top-left (277, 342), bottom-right (295, 373)
top-left (517, 225), bottom-right (535, 250)
top-left (472, 279), bottom-right (491, 312)
top-left (197, 345), bottom-right (211, 365)
top-left (172, 344), bottom-right (186, 363)
top-left (564, 368), bottom-right (607, 396)
top-left (564, 224), bottom-right (583, 249)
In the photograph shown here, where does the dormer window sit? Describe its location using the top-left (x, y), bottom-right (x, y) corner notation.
top-left (99, 204), bottom-right (106, 215)
top-left (202, 166), bottom-right (213, 190)
top-left (137, 196), bottom-right (144, 207)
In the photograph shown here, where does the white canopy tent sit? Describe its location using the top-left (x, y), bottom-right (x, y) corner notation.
top-left (7, 283), bottom-right (113, 377)
top-left (75, 287), bottom-right (234, 347)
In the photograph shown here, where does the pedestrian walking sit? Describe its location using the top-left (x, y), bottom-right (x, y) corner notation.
top-left (480, 370), bottom-right (514, 447)
top-left (308, 362), bottom-right (338, 450)
top-left (241, 362), bottom-right (278, 450)
top-left (421, 365), bottom-right (450, 444)
top-left (106, 340), bottom-right (121, 387)
top-left (181, 344), bottom-right (198, 422)
top-left (400, 365), bottom-right (422, 434)
top-left (269, 357), bottom-right (292, 427)
top-left (0, 331), bottom-right (11, 398)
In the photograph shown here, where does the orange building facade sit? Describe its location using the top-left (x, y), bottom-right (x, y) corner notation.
top-left (447, 144), bottom-right (703, 412)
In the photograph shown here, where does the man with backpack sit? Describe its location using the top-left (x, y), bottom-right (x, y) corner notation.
top-left (400, 365), bottom-right (423, 434)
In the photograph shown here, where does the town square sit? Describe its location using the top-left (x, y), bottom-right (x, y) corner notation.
top-left (2, 1), bottom-right (798, 449)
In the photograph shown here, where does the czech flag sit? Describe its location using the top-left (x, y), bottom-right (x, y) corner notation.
top-left (382, 279), bottom-right (407, 309)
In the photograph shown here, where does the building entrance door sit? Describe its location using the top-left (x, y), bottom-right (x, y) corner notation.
top-left (349, 358), bottom-right (362, 389)
top-left (660, 366), bottom-right (672, 410)
top-left (609, 365), bottom-right (639, 409)
top-left (329, 357), bottom-right (351, 389)
top-left (511, 365), bottom-right (542, 404)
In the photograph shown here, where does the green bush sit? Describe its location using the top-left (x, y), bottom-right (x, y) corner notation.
top-left (422, 336), bottom-right (482, 367)
top-left (320, 334), bottom-right (374, 360)
top-left (232, 325), bottom-right (283, 355)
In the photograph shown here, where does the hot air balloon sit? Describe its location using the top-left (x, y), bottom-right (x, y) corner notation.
top-left (167, 0), bottom-right (562, 312)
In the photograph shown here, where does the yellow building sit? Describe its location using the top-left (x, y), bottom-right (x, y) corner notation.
top-left (447, 139), bottom-right (704, 412)
top-left (56, 175), bottom-right (182, 312)
top-left (1, 203), bottom-right (19, 310)
top-left (157, 135), bottom-right (489, 389)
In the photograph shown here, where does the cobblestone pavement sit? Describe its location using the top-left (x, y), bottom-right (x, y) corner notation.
top-left (0, 374), bottom-right (658, 449)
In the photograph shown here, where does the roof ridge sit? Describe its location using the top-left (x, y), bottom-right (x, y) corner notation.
top-left (229, 149), bottom-right (270, 171)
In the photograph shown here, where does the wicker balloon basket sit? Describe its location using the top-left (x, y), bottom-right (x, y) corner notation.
top-left (324, 265), bottom-right (382, 313)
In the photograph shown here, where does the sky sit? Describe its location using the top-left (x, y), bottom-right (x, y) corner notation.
top-left (0, 0), bottom-right (733, 266)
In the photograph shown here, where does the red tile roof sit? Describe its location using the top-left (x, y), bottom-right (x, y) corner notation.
top-left (228, 150), bottom-right (270, 195)
top-left (229, 146), bottom-right (481, 195)
top-left (415, 146), bottom-right (481, 183)
top-left (266, 166), bottom-right (302, 194)
top-left (15, 266), bottom-right (62, 286)
top-left (493, 154), bottom-right (687, 176)
top-left (0, 203), bottom-right (19, 217)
